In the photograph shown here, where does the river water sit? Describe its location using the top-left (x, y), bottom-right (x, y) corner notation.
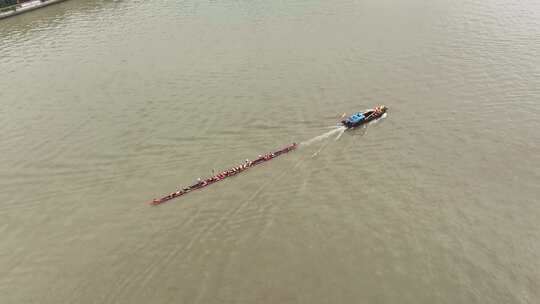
top-left (1, 0), bottom-right (539, 303)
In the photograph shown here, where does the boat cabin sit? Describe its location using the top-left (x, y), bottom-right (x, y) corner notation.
top-left (346, 112), bottom-right (365, 124)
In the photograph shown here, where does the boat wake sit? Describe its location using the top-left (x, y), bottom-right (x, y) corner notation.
top-left (300, 113), bottom-right (387, 156)
top-left (334, 127), bottom-right (346, 141)
top-left (301, 113), bottom-right (387, 147)
top-left (300, 126), bottom-right (346, 146)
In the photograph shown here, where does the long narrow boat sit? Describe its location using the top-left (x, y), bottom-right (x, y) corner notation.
top-left (341, 105), bottom-right (388, 129)
top-left (149, 143), bottom-right (298, 205)
top-left (0, 0), bottom-right (68, 20)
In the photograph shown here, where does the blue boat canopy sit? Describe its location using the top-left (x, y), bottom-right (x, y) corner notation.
top-left (347, 112), bottom-right (365, 124)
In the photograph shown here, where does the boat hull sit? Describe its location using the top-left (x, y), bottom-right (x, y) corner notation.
top-left (341, 109), bottom-right (386, 129)
top-left (0, 0), bottom-right (69, 20)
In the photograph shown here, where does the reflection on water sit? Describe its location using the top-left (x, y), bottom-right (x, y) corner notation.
top-left (1, 0), bottom-right (539, 303)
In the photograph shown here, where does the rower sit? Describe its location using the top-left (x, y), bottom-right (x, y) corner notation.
top-left (149, 142), bottom-right (300, 205)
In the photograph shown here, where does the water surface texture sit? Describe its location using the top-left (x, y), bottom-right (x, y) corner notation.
top-left (1, 0), bottom-right (539, 303)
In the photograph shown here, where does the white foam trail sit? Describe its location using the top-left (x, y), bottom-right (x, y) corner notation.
top-left (302, 113), bottom-right (387, 148)
top-left (300, 126), bottom-right (346, 146)
top-left (335, 127), bottom-right (346, 141)
top-left (312, 136), bottom-right (333, 157)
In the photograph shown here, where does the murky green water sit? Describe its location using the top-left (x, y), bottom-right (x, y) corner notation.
top-left (1, 0), bottom-right (539, 303)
